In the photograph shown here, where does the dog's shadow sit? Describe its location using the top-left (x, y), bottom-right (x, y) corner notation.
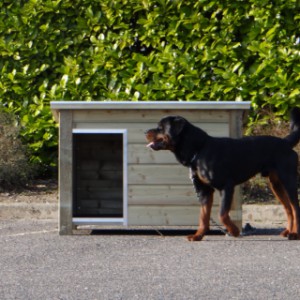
top-left (90, 226), bottom-right (284, 237)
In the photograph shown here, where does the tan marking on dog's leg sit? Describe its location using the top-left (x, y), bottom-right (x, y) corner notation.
top-left (219, 213), bottom-right (240, 237)
top-left (219, 185), bottom-right (240, 237)
top-left (188, 194), bottom-right (213, 241)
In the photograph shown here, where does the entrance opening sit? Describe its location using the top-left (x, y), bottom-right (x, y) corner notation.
top-left (72, 129), bottom-right (127, 224)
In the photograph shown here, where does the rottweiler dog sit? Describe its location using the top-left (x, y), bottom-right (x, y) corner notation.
top-left (145, 108), bottom-right (300, 241)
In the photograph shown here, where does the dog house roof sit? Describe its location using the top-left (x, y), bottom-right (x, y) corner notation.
top-left (50, 101), bottom-right (251, 121)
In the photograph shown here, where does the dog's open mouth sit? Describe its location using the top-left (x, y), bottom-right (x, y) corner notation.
top-left (147, 138), bottom-right (165, 150)
top-left (145, 128), bottom-right (167, 151)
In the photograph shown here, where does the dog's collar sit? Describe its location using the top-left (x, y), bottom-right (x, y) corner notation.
top-left (180, 153), bottom-right (198, 167)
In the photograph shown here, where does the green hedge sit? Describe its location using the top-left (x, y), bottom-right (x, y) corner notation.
top-left (0, 0), bottom-right (299, 168)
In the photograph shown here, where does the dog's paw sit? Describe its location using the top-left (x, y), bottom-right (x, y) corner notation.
top-left (228, 227), bottom-right (240, 237)
top-left (187, 234), bottom-right (204, 241)
top-left (280, 229), bottom-right (289, 237)
top-left (287, 233), bottom-right (300, 240)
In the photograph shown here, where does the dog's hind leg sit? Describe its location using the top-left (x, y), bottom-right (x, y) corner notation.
top-left (270, 163), bottom-right (300, 240)
top-left (219, 184), bottom-right (240, 237)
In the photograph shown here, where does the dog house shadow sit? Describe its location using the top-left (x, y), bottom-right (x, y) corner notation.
top-left (90, 228), bottom-right (225, 236)
top-left (90, 226), bottom-right (284, 237)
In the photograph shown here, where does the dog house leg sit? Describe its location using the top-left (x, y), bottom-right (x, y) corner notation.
top-left (59, 110), bottom-right (73, 235)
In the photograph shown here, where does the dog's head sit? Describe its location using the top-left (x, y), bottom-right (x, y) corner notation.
top-left (145, 116), bottom-right (187, 151)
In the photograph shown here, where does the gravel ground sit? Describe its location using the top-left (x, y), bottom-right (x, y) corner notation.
top-left (1, 219), bottom-right (300, 300)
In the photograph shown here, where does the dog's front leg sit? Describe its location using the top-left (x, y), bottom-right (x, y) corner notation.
top-left (219, 184), bottom-right (240, 237)
top-left (190, 168), bottom-right (210, 199)
top-left (188, 198), bottom-right (214, 241)
top-left (188, 169), bottom-right (214, 241)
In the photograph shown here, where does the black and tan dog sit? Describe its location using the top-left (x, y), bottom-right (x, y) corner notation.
top-left (145, 108), bottom-right (300, 241)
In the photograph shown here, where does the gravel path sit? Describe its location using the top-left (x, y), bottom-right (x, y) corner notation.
top-left (1, 219), bottom-right (300, 300)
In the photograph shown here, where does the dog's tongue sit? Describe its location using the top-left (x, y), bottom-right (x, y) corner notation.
top-left (147, 142), bottom-right (154, 148)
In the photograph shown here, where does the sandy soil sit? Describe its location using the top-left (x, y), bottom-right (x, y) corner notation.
top-left (0, 180), bottom-right (58, 219)
top-left (0, 179), bottom-right (57, 202)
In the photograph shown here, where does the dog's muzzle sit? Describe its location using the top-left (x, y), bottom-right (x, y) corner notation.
top-left (145, 129), bottom-right (166, 150)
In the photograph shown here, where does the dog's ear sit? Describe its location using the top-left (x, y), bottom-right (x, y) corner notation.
top-left (171, 116), bottom-right (186, 136)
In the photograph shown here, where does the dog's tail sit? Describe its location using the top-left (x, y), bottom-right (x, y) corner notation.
top-left (285, 107), bottom-right (300, 148)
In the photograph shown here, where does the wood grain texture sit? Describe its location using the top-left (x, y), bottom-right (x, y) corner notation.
top-left (73, 109), bottom-right (230, 123)
top-left (59, 110), bottom-right (73, 235)
top-left (127, 206), bottom-right (241, 226)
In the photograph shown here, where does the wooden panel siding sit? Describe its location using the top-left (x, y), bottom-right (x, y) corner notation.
top-left (74, 122), bottom-right (229, 144)
top-left (128, 185), bottom-right (222, 206)
top-left (128, 164), bottom-right (190, 185)
top-left (128, 206), bottom-right (241, 226)
top-left (128, 206), bottom-right (201, 226)
top-left (128, 144), bottom-right (178, 164)
top-left (73, 109), bottom-right (230, 123)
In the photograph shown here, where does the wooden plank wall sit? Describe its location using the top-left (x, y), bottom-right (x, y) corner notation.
top-left (73, 109), bottom-right (241, 226)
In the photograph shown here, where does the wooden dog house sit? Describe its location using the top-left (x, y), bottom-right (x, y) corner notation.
top-left (51, 101), bottom-right (251, 235)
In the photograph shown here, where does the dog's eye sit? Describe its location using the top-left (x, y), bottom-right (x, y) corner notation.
top-left (158, 126), bottom-right (163, 131)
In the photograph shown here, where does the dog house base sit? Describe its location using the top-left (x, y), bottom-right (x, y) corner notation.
top-left (51, 101), bottom-right (250, 235)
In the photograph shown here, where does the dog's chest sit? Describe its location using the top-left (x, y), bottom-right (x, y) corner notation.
top-left (196, 168), bottom-right (211, 184)
top-left (180, 153), bottom-right (213, 184)
top-left (193, 157), bottom-right (214, 185)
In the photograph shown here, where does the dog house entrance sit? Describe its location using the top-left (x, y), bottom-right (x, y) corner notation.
top-left (72, 129), bottom-right (127, 225)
